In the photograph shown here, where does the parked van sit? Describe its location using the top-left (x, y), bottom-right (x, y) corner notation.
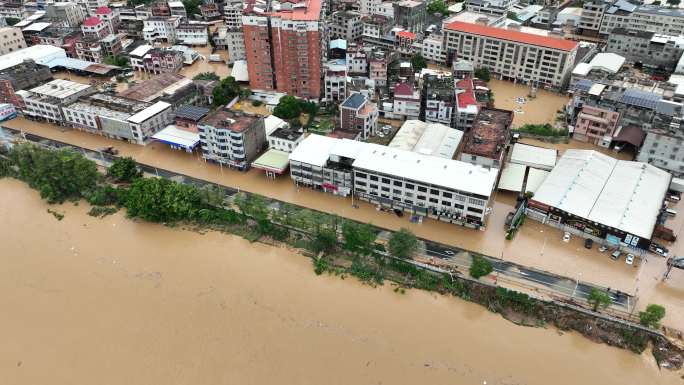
top-left (666, 208), bottom-right (677, 217)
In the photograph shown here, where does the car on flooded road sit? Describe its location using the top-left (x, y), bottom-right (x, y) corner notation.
top-left (562, 232), bottom-right (571, 242)
top-left (625, 254), bottom-right (635, 265)
top-left (598, 245), bottom-right (608, 253)
top-left (611, 250), bottom-right (621, 260)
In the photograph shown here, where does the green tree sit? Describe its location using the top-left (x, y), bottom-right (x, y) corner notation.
top-left (194, 72), bottom-right (220, 81)
top-left (474, 67), bottom-right (491, 81)
top-left (212, 76), bottom-right (242, 106)
top-left (182, 0), bottom-right (202, 15)
top-left (104, 55), bottom-right (129, 67)
top-left (197, 184), bottom-right (225, 207)
top-left (342, 221), bottom-right (377, 255)
top-left (469, 255), bottom-right (493, 279)
top-left (639, 304), bottom-right (666, 329)
top-left (411, 54), bottom-right (427, 72)
top-left (9, 143), bottom-right (99, 203)
top-left (233, 192), bottom-right (270, 222)
top-left (273, 95), bottom-right (303, 120)
top-left (311, 228), bottom-right (338, 254)
top-left (388, 228), bottom-right (418, 259)
top-left (668, 0), bottom-right (680, 6)
top-left (587, 288), bottom-right (612, 312)
top-left (427, 0), bottom-right (449, 15)
top-left (5, 17), bottom-right (19, 26)
top-left (107, 157), bottom-right (142, 183)
top-left (123, 177), bottom-right (202, 222)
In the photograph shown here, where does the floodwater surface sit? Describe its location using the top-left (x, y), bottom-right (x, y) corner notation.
top-left (0, 178), bottom-right (681, 385)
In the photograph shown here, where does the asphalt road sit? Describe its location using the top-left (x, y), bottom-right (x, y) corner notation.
top-left (424, 241), bottom-right (630, 308)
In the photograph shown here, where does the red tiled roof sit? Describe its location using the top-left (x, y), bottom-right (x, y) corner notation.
top-left (396, 30), bottom-right (416, 40)
top-left (394, 82), bottom-right (414, 96)
top-left (95, 6), bottom-right (112, 14)
top-left (83, 16), bottom-right (103, 27)
top-left (456, 78), bottom-right (477, 109)
top-left (444, 22), bottom-right (578, 52)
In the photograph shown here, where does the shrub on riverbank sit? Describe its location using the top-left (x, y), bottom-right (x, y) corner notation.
top-left (9, 143), bottom-right (100, 203)
top-left (514, 123), bottom-right (568, 137)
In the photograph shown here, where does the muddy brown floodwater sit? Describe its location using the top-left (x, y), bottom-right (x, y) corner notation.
top-left (0, 178), bottom-right (681, 385)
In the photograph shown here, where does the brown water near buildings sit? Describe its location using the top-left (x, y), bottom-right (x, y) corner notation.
top-left (0, 178), bottom-right (680, 385)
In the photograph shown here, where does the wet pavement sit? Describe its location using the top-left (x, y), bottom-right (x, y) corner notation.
top-left (487, 79), bottom-right (570, 128)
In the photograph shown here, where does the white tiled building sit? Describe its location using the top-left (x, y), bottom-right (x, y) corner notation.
top-left (63, 93), bottom-right (173, 145)
top-left (288, 134), bottom-right (498, 228)
top-left (143, 16), bottom-right (180, 44)
top-left (19, 79), bottom-right (94, 123)
top-left (175, 24), bottom-right (208, 45)
top-left (421, 34), bottom-right (445, 64)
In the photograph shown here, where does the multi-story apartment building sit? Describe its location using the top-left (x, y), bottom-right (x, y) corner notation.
top-left (0, 59), bottom-right (52, 108)
top-left (573, 104), bottom-right (621, 146)
top-left (223, 0), bottom-right (243, 29)
top-left (580, 2), bottom-right (684, 38)
top-left (606, 28), bottom-right (684, 71)
top-left (444, 22), bottom-right (579, 90)
top-left (140, 48), bottom-right (184, 73)
top-left (100, 32), bottom-right (124, 58)
top-left (199, 3), bottom-right (220, 21)
top-left (421, 34), bottom-right (445, 64)
top-left (81, 15), bottom-right (111, 39)
top-left (638, 128), bottom-right (684, 177)
top-left (359, 0), bottom-right (381, 15)
top-left (176, 23), bottom-right (208, 45)
top-left (369, 50), bottom-right (388, 88)
top-left (226, 32), bottom-right (246, 64)
top-left (63, 93), bottom-right (173, 144)
top-left (459, 107), bottom-right (512, 168)
top-left (422, 74), bottom-right (455, 126)
top-left (288, 134), bottom-right (499, 228)
top-left (168, 1), bottom-right (186, 19)
top-left (198, 110), bottom-right (266, 171)
top-left (393, 82), bottom-right (420, 120)
top-left (143, 16), bottom-right (180, 44)
top-left (267, 125), bottom-right (304, 153)
top-left (75, 38), bottom-right (104, 62)
top-left (45, 2), bottom-right (85, 28)
top-left (454, 77), bottom-right (480, 130)
top-left (340, 92), bottom-right (378, 139)
top-left (324, 61), bottom-right (347, 103)
top-left (346, 44), bottom-right (368, 74)
top-left (95, 6), bottom-right (119, 34)
top-left (242, 0), bottom-right (323, 99)
top-left (20, 79), bottom-right (94, 123)
top-left (330, 10), bottom-right (363, 42)
top-left (393, 0), bottom-right (424, 33)
top-left (0, 27), bottom-right (25, 55)
top-left (465, 0), bottom-right (518, 17)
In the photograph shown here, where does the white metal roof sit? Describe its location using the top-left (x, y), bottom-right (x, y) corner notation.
top-left (152, 125), bottom-right (199, 148)
top-left (231, 60), bottom-right (249, 82)
top-left (127, 101), bottom-right (171, 124)
top-left (533, 150), bottom-right (670, 239)
top-left (291, 134), bottom-right (498, 197)
top-left (498, 163), bottom-right (526, 192)
top-left (29, 79), bottom-right (91, 99)
top-left (510, 143), bottom-right (557, 170)
top-left (526, 168), bottom-right (549, 194)
top-left (573, 53), bottom-right (625, 76)
top-left (389, 120), bottom-right (463, 159)
top-left (264, 115), bottom-right (287, 136)
top-left (353, 143), bottom-right (498, 197)
top-left (0, 44), bottom-right (66, 71)
top-left (22, 22), bottom-right (51, 32)
top-left (129, 44), bottom-right (153, 57)
top-left (288, 134), bottom-right (340, 167)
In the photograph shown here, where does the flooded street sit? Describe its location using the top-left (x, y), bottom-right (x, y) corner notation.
top-left (0, 178), bottom-right (680, 385)
top-left (8, 117), bottom-right (681, 325)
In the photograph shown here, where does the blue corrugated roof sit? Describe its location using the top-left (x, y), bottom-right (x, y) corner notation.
top-left (621, 88), bottom-right (660, 109)
top-left (341, 92), bottom-right (366, 109)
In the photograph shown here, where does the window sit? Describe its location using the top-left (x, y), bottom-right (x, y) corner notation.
top-left (381, 178), bottom-right (390, 184)
top-left (417, 195), bottom-right (426, 201)
top-left (393, 180), bottom-right (402, 187)
top-left (442, 192), bottom-right (452, 198)
top-left (417, 186), bottom-right (427, 192)
top-left (430, 189), bottom-right (439, 195)
top-left (370, 175), bottom-right (378, 181)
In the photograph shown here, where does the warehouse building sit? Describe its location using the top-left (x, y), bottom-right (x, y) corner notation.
top-left (389, 120), bottom-right (463, 159)
top-left (526, 149), bottom-right (671, 251)
top-left (289, 134), bottom-right (499, 228)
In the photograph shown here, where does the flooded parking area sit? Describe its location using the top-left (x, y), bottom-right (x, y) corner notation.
top-left (2, 178), bottom-right (680, 385)
top-left (488, 79), bottom-right (570, 127)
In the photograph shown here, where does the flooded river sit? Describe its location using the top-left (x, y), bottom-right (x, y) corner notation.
top-left (0, 178), bottom-right (680, 385)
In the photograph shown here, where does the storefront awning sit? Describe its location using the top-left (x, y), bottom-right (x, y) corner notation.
top-left (152, 125), bottom-right (200, 149)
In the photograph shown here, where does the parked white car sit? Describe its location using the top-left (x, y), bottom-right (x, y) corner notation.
top-left (562, 232), bottom-right (571, 242)
top-left (625, 254), bottom-right (635, 265)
